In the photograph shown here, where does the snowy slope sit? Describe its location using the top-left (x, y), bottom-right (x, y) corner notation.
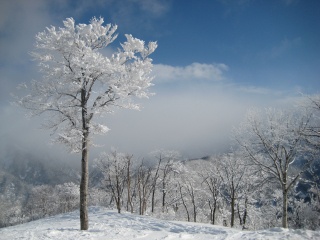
top-left (0, 206), bottom-right (319, 240)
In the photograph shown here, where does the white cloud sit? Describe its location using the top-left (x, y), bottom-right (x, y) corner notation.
top-left (236, 86), bottom-right (284, 95)
top-left (3, 71), bottom-right (299, 161)
top-left (153, 63), bottom-right (229, 83)
top-left (91, 81), bottom-right (299, 158)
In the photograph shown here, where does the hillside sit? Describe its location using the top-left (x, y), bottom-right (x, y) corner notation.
top-left (0, 206), bottom-right (319, 240)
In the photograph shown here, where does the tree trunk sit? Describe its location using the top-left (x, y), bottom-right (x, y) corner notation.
top-left (138, 174), bottom-right (143, 215)
top-left (179, 183), bottom-right (190, 222)
top-left (208, 200), bottom-right (217, 225)
top-left (231, 194), bottom-right (235, 227)
top-left (116, 175), bottom-right (121, 213)
top-left (282, 189), bottom-right (288, 228)
top-left (237, 204), bottom-right (242, 226)
top-left (151, 158), bottom-right (161, 213)
top-left (162, 182), bottom-right (166, 213)
top-left (282, 170), bottom-right (288, 229)
top-left (80, 132), bottom-right (89, 230)
top-left (126, 156), bottom-right (133, 213)
top-left (80, 87), bottom-right (89, 230)
top-left (243, 197), bottom-right (248, 227)
top-left (151, 188), bottom-right (156, 213)
top-left (116, 195), bottom-right (121, 213)
top-left (192, 197), bottom-right (197, 222)
top-left (212, 202), bottom-right (216, 225)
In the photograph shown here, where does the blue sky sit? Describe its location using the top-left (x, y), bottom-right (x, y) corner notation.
top-left (1, 0), bottom-right (319, 159)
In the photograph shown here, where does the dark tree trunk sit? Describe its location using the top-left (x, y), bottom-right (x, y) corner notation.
top-left (151, 157), bottom-right (161, 213)
top-left (209, 200), bottom-right (217, 225)
top-left (80, 87), bottom-right (89, 230)
top-left (162, 182), bottom-right (166, 212)
top-left (212, 203), bottom-right (216, 225)
top-left (126, 157), bottom-right (133, 213)
top-left (179, 183), bottom-right (190, 222)
top-left (80, 132), bottom-right (89, 230)
top-left (115, 174), bottom-right (121, 214)
top-left (192, 195), bottom-right (196, 222)
top-left (282, 188), bottom-right (288, 228)
top-left (282, 170), bottom-right (288, 229)
top-left (151, 188), bottom-right (156, 213)
top-left (243, 197), bottom-right (248, 227)
top-left (231, 193), bottom-right (235, 227)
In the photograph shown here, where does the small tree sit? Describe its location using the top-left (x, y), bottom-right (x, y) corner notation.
top-left (17, 17), bottom-right (157, 230)
top-left (95, 151), bottom-right (128, 213)
top-left (177, 181), bottom-right (190, 222)
top-left (175, 160), bottom-right (204, 223)
top-left (25, 185), bottom-right (57, 219)
top-left (124, 154), bottom-right (134, 213)
top-left (216, 152), bottom-right (250, 228)
top-left (137, 161), bottom-right (153, 215)
top-left (55, 182), bottom-right (79, 213)
top-left (149, 150), bottom-right (179, 213)
top-left (200, 159), bottom-right (222, 225)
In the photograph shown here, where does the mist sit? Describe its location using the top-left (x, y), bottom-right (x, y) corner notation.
top-left (1, 79), bottom-right (299, 164)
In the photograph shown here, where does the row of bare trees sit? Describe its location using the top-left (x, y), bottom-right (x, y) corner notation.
top-left (94, 150), bottom-right (180, 215)
top-left (92, 96), bottom-right (319, 230)
top-left (92, 148), bottom-right (318, 230)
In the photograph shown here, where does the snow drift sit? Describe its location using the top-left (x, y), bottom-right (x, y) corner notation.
top-left (0, 206), bottom-right (319, 240)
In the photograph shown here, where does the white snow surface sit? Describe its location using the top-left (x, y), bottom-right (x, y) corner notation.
top-left (0, 206), bottom-right (319, 240)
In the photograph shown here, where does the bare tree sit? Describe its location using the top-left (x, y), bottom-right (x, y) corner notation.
top-left (95, 151), bottom-right (130, 213)
top-left (137, 161), bottom-right (153, 215)
top-left (150, 155), bottom-right (162, 213)
top-left (200, 161), bottom-right (222, 225)
top-left (236, 108), bottom-right (315, 228)
top-left (17, 17), bottom-right (157, 230)
top-left (55, 182), bottom-right (79, 213)
top-left (178, 181), bottom-right (190, 222)
top-left (125, 154), bottom-right (134, 213)
top-left (25, 185), bottom-right (57, 220)
top-left (216, 152), bottom-right (250, 228)
top-left (150, 150), bottom-right (179, 213)
top-left (185, 181), bottom-right (197, 222)
top-left (174, 160), bottom-right (204, 223)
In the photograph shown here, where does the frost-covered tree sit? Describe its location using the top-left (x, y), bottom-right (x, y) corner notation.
top-left (55, 182), bottom-right (79, 213)
top-left (95, 151), bottom-right (129, 213)
top-left (236, 108), bottom-right (315, 228)
top-left (17, 17), bottom-right (157, 230)
top-left (175, 160), bottom-right (207, 223)
top-left (199, 157), bottom-right (224, 225)
top-left (149, 150), bottom-right (180, 213)
top-left (137, 160), bottom-right (153, 215)
top-left (216, 152), bottom-right (253, 228)
top-left (25, 185), bottom-right (57, 219)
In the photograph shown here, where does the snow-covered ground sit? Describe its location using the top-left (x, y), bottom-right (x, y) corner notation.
top-left (0, 206), bottom-right (319, 240)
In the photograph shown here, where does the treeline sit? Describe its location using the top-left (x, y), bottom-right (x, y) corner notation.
top-left (1, 149), bottom-right (318, 230)
top-left (1, 95), bottom-right (319, 230)
top-left (88, 95), bottom-right (320, 230)
top-left (91, 147), bottom-right (319, 230)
